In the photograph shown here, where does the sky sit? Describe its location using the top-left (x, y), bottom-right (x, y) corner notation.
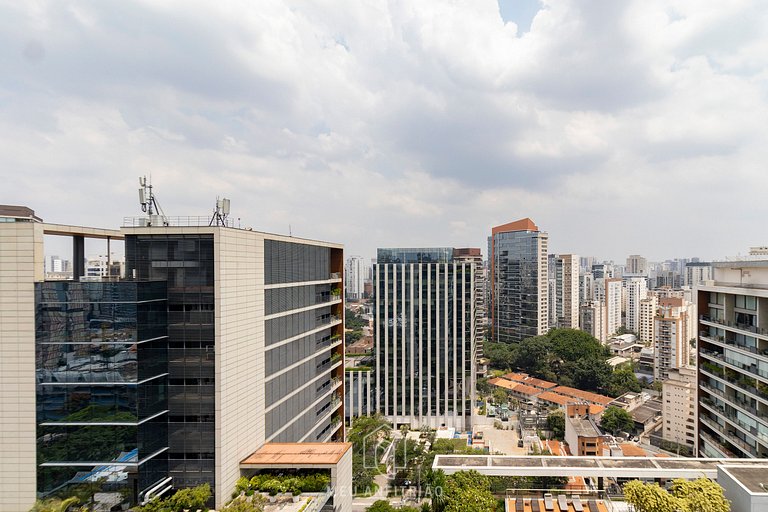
top-left (2, 0), bottom-right (768, 263)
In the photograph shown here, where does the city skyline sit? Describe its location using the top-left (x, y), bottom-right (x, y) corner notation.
top-left (2, 1), bottom-right (768, 262)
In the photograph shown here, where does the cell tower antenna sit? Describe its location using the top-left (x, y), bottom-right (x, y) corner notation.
top-left (138, 176), bottom-right (169, 226)
top-left (209, 197), bottom-right (231, 226)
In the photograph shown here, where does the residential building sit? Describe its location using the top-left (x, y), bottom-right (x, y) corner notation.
top-left (580, 300), bottom-right (605, 342)
top-left (345, 255), bottom-right (367, 301)
top-left (697, 260), bottom-right (768, 459)
top-left (626, 255), bottom-right (648, 276)
top-left (453, 247), bottom-right (487, 357)
top-left (553, 254), bottom-right (579, 329)
top-left (591, 263), bottom-right (612, 280)
top-left (685, 261), bottom-right (713, 288)
top-left (638, 296), bottom-right (659, 345)
top-left (0, 204), bottom-right (348, 512)
top-left (564, 404), bottom-right (606, 457)
top-left (654, 297), bottom-right (693, 381)
top-left (625, 277), bottom-right (648, 334)
top-left (374, 248), bottom-right (476, 430)
top-left (601, 278), bottom-right (622, 340)
top-left (488, 218), bottom-right (548, 343)
top-left (662, 367), bottom-right (698, 455)
top-left (579, 272), bottom-right (593, 304)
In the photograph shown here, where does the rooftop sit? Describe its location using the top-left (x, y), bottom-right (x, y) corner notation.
top-left (720, 465), bottom-right (768, 494)
top-left (492, 217), bottom-right (539, 235)
top-left (537, 391), bottom-right (572, 406)
top-left (504, 372), bottom-right (558, 390)
top-left (568, 416), bottom-right (602, 438)
top-left (552, 386), bottom-right (613, 406)
top-left (505, 496), bottom-right (609, 512)
top-left (240, 443), bottom-right (352, 467)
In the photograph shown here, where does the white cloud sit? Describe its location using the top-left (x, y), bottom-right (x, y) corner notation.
top-left (0, 0), bottom-right (767, 262)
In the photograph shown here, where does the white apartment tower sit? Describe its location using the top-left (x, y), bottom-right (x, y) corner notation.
top-left (626, 254), bottom-right (648, 275)
top-left (345, 255), bottom-right (367, 300)
top-left (639, 295), bottom-right (659, 345)
top-left (580, 300), bottom-right (605, 342)
top-left (602, 278), bottom-right (622, 340)
top-left (625, 277), bottom-right (648, 334)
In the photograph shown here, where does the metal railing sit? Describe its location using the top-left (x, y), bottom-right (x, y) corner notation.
top-left (122, 216), bottom-right (236, 228)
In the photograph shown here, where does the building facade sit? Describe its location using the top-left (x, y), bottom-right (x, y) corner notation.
top-left (626, 255), bottom-right (648, 276)
top-left (654, 297), bottom-right (692, 381)
top-left (697, 260), bottom-right (768, 459)
top-left (625, 277), bottom-right (648, 334)
top-left (453, 247), bottom-right (487, 357)
top-left (488, 218), bottom-right (548, 344)
top-left (580, 301), bottom-right (605, 343)
top-left (638, 295), bottom-right (659, 346)
top-left (661, 367), bottom-right (698, 455)
top-left (374, 248), bottom-right (476, 430)
top-left (0, 205), bottom-right (347, 511)
top-left (345, 255), bottom-right (367, 301)
top-left (553, 254), bottom-right (580, 329)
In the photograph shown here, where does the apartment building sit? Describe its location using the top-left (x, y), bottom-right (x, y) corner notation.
top-left (654, 297), bottom-right (693, 381)
top-left (638, 296), bottom-right (659, 345)
top-left (553, 254), bottom-right (580, 329)
top-left (697, 260), bottom-right (768, 459)
top-left (662, 367), bottom-right (698, 455)
top-left (625, 277), bottom-right (648, 334)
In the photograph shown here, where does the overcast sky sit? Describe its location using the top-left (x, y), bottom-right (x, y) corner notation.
top-left (2, 0), bottom-right (767, 263)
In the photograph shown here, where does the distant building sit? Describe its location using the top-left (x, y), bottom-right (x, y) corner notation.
top-left (580, 300), bottom-right (605, 342)
top-left (374, 248), bottom-right (476, 430)
top-left (654, 297), bottom-right (694, 381)
top-left (600, 278), bottom-right (622, 340)
top-left (626, 254), bottom-right (648, 276)
top-left (488, 218), bottom-right (548, 343)
top-left (345, 255), bottom-right (368, 300)
top-left (553, 254), bottom-right (580, 329)
top-left (579, 272), bottom-right (594, 304)
top-left (453, 247), bottom-right (487, 357)
top-left (625, 277), bottom-right (648, 334)
top-left (685, 261), bottom-right (713, 287)
top-left (638, 295), bottom-right (659, 345)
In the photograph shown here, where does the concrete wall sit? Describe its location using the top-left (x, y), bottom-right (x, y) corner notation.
top-left (332, 447), bottom-right (353, 512)
top-left (0, 221), bottom-right (43, 511)
top-left (214, 228), bottom-right (266, 508)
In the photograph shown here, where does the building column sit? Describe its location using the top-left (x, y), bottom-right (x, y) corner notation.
top-left (73, 235), bottom-right (85, 281)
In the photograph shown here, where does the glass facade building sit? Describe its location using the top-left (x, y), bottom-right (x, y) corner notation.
top-left (374, 248), bottom-right (476, 430)
top-left (488, 219), bottom-right (548, 344)
top-left (35, 281), bottom-right (169, 505)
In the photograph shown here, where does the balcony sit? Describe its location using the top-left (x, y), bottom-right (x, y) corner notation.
top-left (700, 315), bottom-right (768, 338)
top-left (699, 415), bottom-right (758, 457)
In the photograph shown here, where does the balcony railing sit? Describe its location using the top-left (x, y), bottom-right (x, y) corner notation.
top-left (700, 315), bottom-right (768, 337)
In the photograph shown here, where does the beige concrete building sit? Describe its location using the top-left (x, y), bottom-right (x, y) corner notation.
top-left (580, 300), bottom-right (606, 342)
top-left (554, 254), bottom-right (580, 329)
top-left (625, 277), bottom-right (648, 334)
top-left (654, 297), bottom-right (693, 381)
top-left (662, 367), bottom-right (698, 455)
top-left (638, 295), bottom-right (659, 345)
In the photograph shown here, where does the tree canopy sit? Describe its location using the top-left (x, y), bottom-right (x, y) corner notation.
top-left (624, 479), bottom-right (730, 512)
top-left (600, 406), bottom-right (635, 435)
top-left (440, 470), bottom-right (496, 512)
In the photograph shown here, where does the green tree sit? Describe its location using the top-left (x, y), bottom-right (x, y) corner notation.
top-left (366, 500), bottom-right (420, 512)
top-left (485, 342), bottom-right (517, 370)
top-left (572, 358), bottom-right (611, 392)
top-left (670, 478), bottom-right (730, 512)
top-left (600, 406), bottom-right (634, 435)
top-left (492, 387), bottom-right (508, 405)
top-left (513, 336), bottom-right (554, 379)
top-left (607, 363), bottom-right (642, 397)
top-left (441, 470), bottom-right (495, 512)
top-left (547, 410), bottom-right (565, 440)
top-left (29, 496), bottom-right (82, 512)
top-left (623, 480), bottom-right (679, 512)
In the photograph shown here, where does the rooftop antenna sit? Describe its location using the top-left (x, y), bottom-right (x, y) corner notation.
top-left (138, 176), bottom-right (169, 226)
top-left (209, 197), bottom-right (231, 226)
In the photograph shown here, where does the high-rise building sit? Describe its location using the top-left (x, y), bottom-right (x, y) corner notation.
top-left (579, 272), bottom-right (593, 304)
top-left (488, 218), bottom-right (548, 344)
top-left (685, 261), bottom-right (713, 287)
top-left (374, 248), bottom-right (476, 430)
top-left (625, 277), bottom-right (648, 334)
top-left (626, 254), bottom-right (648, 276)
top-left (638, 295), bottom-right (659, 345)
top-left (602, 278), bottom-right (622, 340)
top-left (654, 297), bottom-right (693, 381)
top-left (453, 247), bottom-right (486, 356)
top-left (661, 367), bottom-right (698, 456)
top-left (345, 255), bottom-right (367, 300)
top-left (579, 300), bottom-right (605, 342)
top-left (0, 205), bottom-right (350, 512)
top-left (697, 260), bottom-right (768, 459)
top-left (553, 254), bottom-right (579, 329)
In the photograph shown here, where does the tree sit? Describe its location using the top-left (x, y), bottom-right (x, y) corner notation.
top-left (441, 471), bottom-right (496, 512)
top-left (135, 484), bottom-right (211, 512)
top-left (485, 342), bottom-right (517, 370)
top-left (600, 406), bottom-right (634, 435)
top-left (624, 479), bottom-right (730, 512)
top-left (572, 358), bottom-right (611, 392)
top-left (30, 496), bottom-right (82, 512)
top-left (513, 336), bottom-right (554, 379)
top-left (670, 478), bottom-right (730, 512)
top-left (547, 410), bottom-right (565, 440)
top-left (623, 480), bottom-right (679, 512)
top-left (607, 363), bottom-right (642, 397)
top-left (492, 387), bottom-right (508, 405)
top-left (367, 501), bottom-right (420, 512)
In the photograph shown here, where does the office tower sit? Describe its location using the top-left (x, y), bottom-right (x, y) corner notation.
top-left (685, 261), bottom-right (713, 287)
top-left (608, 277), bottom-right (622, 340)
top-left (580, 300), bottom-right (605, 342)
top-left (344, 255), bottom-right (367, 301)
top-left (374, 248), bottom-right (476, 430)
top-left (453, 247), bottom-right (486, 357)
top-left (344, 368), bottom-right (372, 427)
top-left (488, 218), bottom-right (548, 343)
top-left (625, 277), bottom-right (648, 334)
top-left (662, 367), bottom-right (698, 456)
top-left (591, 263), bottom-right (612, 280)
top-left (579, 256), bottom-right (594, 274)
top-left (553, 254), bottom-right (579, 329)
top-left (626, 254), bottom-right (648, 276)
top-left (654, 297), bottom-right (693, 381)
top-left (0, 205), bottom-right (349, 512)
top-left (638, 296), bottom-right (659, 345)
top-left (698, 260), bottom-right (768, 459)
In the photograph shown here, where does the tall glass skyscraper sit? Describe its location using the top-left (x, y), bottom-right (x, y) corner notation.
top-left (488, 218), bottom-right (548, 344)
top-left (373, 248), bottom-right (476, 430)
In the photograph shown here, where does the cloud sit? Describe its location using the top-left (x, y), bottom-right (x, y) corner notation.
top-left (0, 0), bottom-right (767, 262)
